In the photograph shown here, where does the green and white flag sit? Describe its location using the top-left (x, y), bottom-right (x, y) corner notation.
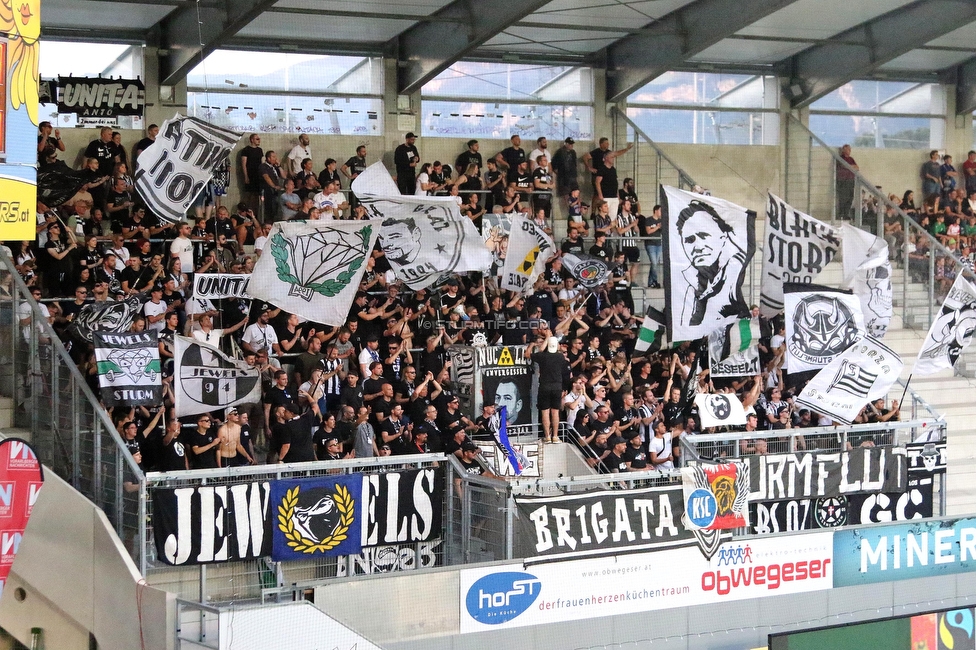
top-left (708, 318), bottom-right (761, 378)
top-left (635, 307), bottom-right (667, 353)
top-left (94, 330), bottom-right (162, 407)
top-left (248, 220), bottom-right (379, 326)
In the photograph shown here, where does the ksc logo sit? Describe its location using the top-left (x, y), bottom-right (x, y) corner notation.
top-left (466, 571), bottom-right (541, 625)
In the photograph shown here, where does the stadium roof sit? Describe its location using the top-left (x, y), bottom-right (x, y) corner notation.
top-left (41, 0), bottom-right (976, 112)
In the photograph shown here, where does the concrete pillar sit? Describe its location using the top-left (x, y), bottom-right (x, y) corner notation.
top-left (943, 84), bottom-right (974, 157)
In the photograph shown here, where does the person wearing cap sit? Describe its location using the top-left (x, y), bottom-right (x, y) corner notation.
top-left (406, 426), bottom-right (431, 455)
top-left (551, 137), bottom-right (578, 199)
top-left (605, 435), bottom-right (630, 473)
top-left (624, 429), bottom-right (649, 471)
top-left (394, 132), bottom-right (420, 195)
top-left (217, 408), bottom-right (254, 467)
top-left (455, 140), bottom-right (482, 176)
top-left (143, 284), bottom-right (167, 331)
top-left (241, 308), bottom-right (281, 356)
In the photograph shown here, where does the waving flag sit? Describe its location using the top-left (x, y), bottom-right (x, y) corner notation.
top-left (634, 306), bottom-right (667, 353)
top-left (94, 330), bottom-right (162, 407)
top-left (914, 273), bottom-right (976, 375)
top-left (247, 220), bottom-right (378, 326)
top-left (843, 225), bottom-right (893, 339)
top-left (173, 336), bottom-right (262, 417)
top-left (501, 214), bottom-right (555, 293)
top-left (492, 406), bottom-right (527, 476)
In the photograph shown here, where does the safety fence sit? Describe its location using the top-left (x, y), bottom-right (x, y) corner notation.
top-left (784, 113), bottom-right (976, 334)
top-left (0, 246), bottom-right (144, 544)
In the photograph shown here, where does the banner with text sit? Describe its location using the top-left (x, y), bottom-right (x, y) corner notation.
top-left (192, 273), bottom-right (252, 300)
top-left (94, 330), bottom-right (162, 407)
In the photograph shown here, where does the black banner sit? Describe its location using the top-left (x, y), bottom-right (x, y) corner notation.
top-left (361, 468), bottom-right (443, 546)
top-left (336, 539), bottom-right (443, 576)
top-left (748, 477), bottom-right (933, 535)
top-left (743, 447), bottom-right (907, 501)
top-left (152, 481), bottom-right (272, 566)
top-left (907, 441), bottom-right (947, 474)
top-left (516, 486), bottom-right (695, 561)
top-left (57, 76), bottom-right (145, 118)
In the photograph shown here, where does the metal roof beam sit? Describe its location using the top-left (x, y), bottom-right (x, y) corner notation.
top-left (393, 0), bottom-right (553, 95)
top-left (604, 0), bottom-right (801, 102)
top-left (784, 0), bottom-right (976, 109)
top-left (150, 0), bottom-right (278, 86)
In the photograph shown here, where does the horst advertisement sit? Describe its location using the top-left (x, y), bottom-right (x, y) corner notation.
top-left (152, 469), bottom-right (442, 566)
top-left (460, 532), bottom-right (834, 633)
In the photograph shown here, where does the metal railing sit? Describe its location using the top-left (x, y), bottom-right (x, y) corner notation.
top-left (0, 246), bottom-right (144, 543)
top-left (784, 113), bottom-right (976, 333)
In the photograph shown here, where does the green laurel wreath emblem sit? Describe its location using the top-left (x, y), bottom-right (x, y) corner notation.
top-left (270, 224), bottom-right (372, 298)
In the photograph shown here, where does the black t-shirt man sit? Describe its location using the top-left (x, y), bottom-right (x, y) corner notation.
top-left (240, 144), bottom-right (264, 190)
top-left (189, 427), bottom-right (219, 469)
top-left (85, 137), bottom-right (115, 176)
top-left (500, 145), bottom-right (526, 183)
top-left (283, 412), bottom-right (317, 463)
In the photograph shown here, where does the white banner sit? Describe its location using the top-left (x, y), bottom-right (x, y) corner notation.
top-left (459, 533), bottom-right (833, 633)
top-left (795, 336), bottom-right (903, 425)
top-left (694, 393), bottom-right (747, 428)
top-left (914, 273), bottom-right (976, 375)
top-left (192, 273), bottom-right (251, 300)
top-left (173, 336), bottom-right (262, 417)
top-left (760, 193), bottom-right (840, 318)
top-left (352, 164), bottom-right (491, 289)
top-left (662, 186), bottom-right (755, 342)
top-left (784, 284), bottom-right (865, 373)
top-left (134, 115), bottom-right (241, 223)
top-left (843, 225), bottom-right (892, 339)
top-left (501, 215), bottom-right (555, 293)
top-left (247, 220), bottom-right (379, 326)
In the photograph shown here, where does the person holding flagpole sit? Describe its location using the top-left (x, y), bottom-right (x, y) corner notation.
top-left (527, 335), bottom-right (570, 443)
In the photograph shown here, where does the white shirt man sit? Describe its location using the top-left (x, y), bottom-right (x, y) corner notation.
top-left (313, 183), bottom-right (345, 218)
top-left (287, 135), bottom-right (311, 177)
top-left (144, 290), bottom-right (167, 332)
top-left (170, 223), bottom-right (194, 270)
top-left (241, 319), bottom-right (280, 355)
top-left (528, 138), bottom-right (549, 171)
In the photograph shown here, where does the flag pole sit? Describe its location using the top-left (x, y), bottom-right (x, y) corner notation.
top-left (897, 373), bottom-right (912, 410)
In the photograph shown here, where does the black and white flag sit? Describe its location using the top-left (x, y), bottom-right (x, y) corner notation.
top-left (694, 393), bottom-right (747, 428)
top-left (795, 336), bottom-right (903, 425)
top-left (707, 318), bottom-right (761, 377)
top-left (561, 252), bottom-right (611, 290)
top-left (662, 185), bottom-right (755, 342)
top-left (134, 115), bottom-right (241, 223)
top-left (501, 214), bottom-right (555, 293)
top-left (784, 283), bottom-right (864, 373)
top-left (352, 163), bottom-right (491, 289)
top-left (760, 193), bottom-right (840, 318)
top-left (94, 331), bottom-right (162, 407)
top-left (67, 295), bottom-right (147, 343)
top-left (843, 226), bottom-right (892, 339)
top-left (173, 336), bottom-right (262, 417)
top-left (914, 273), bottom-right (976, 375)
top-left (192, 273), bottom-right (251, 300)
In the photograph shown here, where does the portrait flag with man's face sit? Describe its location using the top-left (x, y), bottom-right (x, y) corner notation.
top-left (661, 186), bottom-right (756, 342)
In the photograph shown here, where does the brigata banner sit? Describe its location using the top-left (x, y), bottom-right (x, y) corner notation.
top-left (460, 532), bottom-right (833, 633)
top-left (740, 447), bottom-right (907, 501)
top-left (192, 273), bottom-right (251, 299)
top-left (833, 516), bottom-right (976, 588)
top-left (748, 476), bottom-right (933, 535)
top-left (516, 487), bottom-right (694, 562)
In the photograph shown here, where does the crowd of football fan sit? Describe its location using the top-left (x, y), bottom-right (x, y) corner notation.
top-left (9, 127), bottom-right (907, 475)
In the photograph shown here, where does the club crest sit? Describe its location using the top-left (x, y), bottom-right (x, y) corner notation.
top-left (277, 484), bottom-right (355, 554)
top-left (789, 295), bottom-right (860, 365)
top-left (271, 225), bottom-right (372, 301)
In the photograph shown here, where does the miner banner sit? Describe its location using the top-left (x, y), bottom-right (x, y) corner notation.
top-left (192, 273), bottom-right (251, 299)
top-left (515, 486), bottom-right (695, 562)
top-left (741, 447), bottom-right (907, 501)
top-left (134, 114), bottom-right (241, 223)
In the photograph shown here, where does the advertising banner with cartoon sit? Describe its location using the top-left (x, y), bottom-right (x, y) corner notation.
top-left (460, 532), bottom-right (833, 633)
top-left (0, 0), bottom-right (40, 241)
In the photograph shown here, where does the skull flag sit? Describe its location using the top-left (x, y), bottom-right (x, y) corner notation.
top-left (681, 462), bottom-right (749, 531)
top-left (784, 283), bottom-right (865, 373)
top-left (94, 330), bottom-right (162, 407)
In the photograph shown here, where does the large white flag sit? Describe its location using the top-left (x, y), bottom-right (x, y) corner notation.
top-left (352, 164), bottom-right (491, 289)
top-left (134, 115), bottom-right (240, 223)
top-left (173, 336), bottom-right (262, 417)
top-left (843, 225), bottom-right (893, 339)
top-left (784, 283), bottom-right (865, 373)
top-left (795, 336), bottom-right (903, 424)
top-left (760, 193), bottom-right (840, 318)
top-left (501, 214), bottom-right (555, 293)
top-left (662, 185), bottom-right (755, 342)
top-left (247, 220), bottom-right (379, 326)
top-left (694, 393), bottom-right (747, 428)
top-left (914, 274), bottom-right (976, 375)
